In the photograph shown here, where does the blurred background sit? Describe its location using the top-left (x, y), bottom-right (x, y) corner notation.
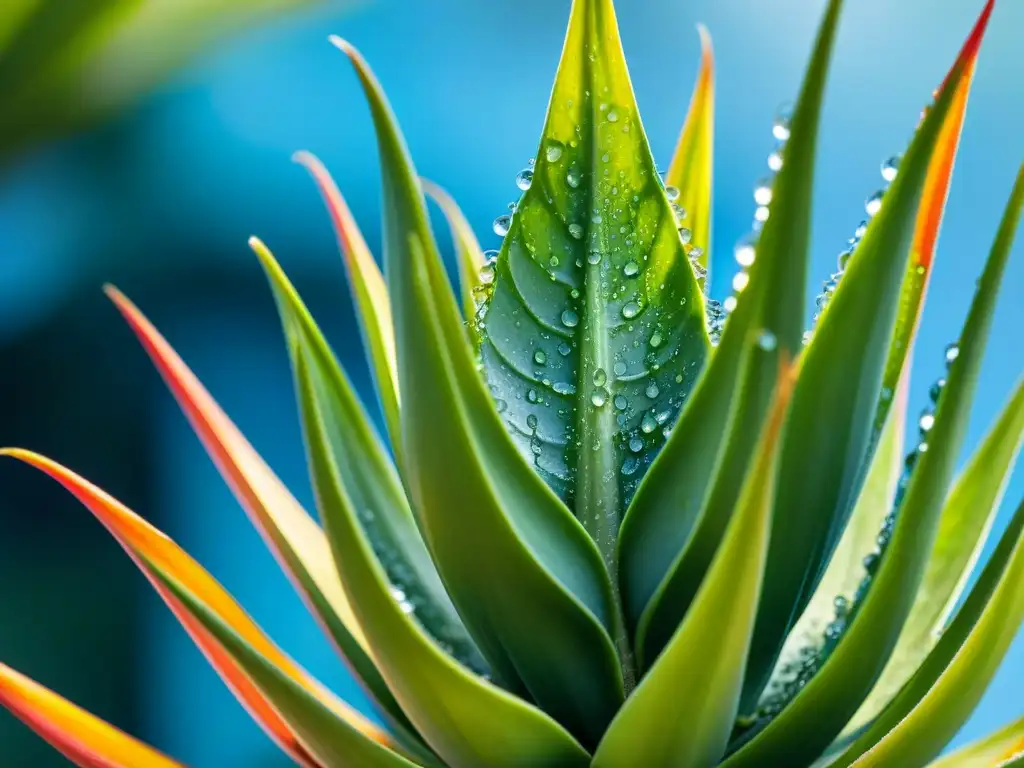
top-left (0, 0), bottom-right (1021, 764)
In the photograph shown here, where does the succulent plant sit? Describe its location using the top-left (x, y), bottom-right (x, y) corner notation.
top-left (2, 0), bottom-right (1023, 765)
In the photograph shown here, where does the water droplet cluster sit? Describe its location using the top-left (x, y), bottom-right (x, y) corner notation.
top-left (753, 342), bottom-right (956, 720)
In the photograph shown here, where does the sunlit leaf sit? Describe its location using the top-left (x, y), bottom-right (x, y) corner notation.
top-left (0, 662), bottom-right (183, 768)
top-left (665, 23), bottom-right (714, 281)
top-left (294, 151), bottom-right (402, 456)
top-left (475, 0), bottom-right (710, 564)
top-left (335, 35), bottom-right (623, 747)
top-left (928, 715), bottom-right (1024, 767)
top-left (593, 358), bottom-right (795, 768)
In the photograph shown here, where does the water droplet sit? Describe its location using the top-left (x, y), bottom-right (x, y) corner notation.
top-left (754, 180), bottom-right (773, 206)
top-left (723, 296), bottom-right (738, 312)
top-left (837, 248), bottom-right (854, 270)
top-left (516, 169), bottom-right (534, 191)
top-left (735, 237), bottom-right (757, 267)
top-left (545, 141), bottom-right (564, 162)
top-left (756, 330), bottom-right (778, 351)
top-left (593, 368), bottom-right (608, 387)
top-left (650, 331), bottom-right (663, 348)
top-left (918, 411), bottom-right (935, 432)
top-left (863, 552), bottom-right (880, 574)
top-left (755, 206), bottom-right (770, 223)
top-left (929, 378), bottom-right (946, 402)
top-left (641, 411), bottom-right (658, 433)
top-left (566, 167), bottom-right (581, 188)
top-left (865, 191), bottom-right (884, 217)
top-left (553, 382), bottom-right (576, 395)
top-left (568, 223), bottom-right (584, 239)
top-left (614, 394), bottom-right (628, 410)
top-left (621, 456), bottom-right (640, 476)
top-left (679, 227), bottom-right (693, 244)
top-left (493, 214), bottom-right (511, 236)
top-left (768, 150), bottom-right (784, 172)
top-left (854, 220), bottom-right (868, 239)
top-left (483, 249), bottom-right (499, 264)
top-left (613, 361), bottom-right (627, 377)
top-left (622, 301), bottom-right (641, 319)
top-left (561, 309), bottom-right (580, 328)
top-left (665, 185), bottom-right (680, 201)
top-left (629, 437), bottom-right (644, 453)
top-left (918, 441), bottom-right (930, 453)
top-left (591, 387), bottom-right (609, 407)
top-left (645, 382), bottom-right (660, 399)
top-left (533, 350), bottom-right (547, 365)
top-left (527, 389), bottom-right (539, 403)
top-left (733, 271), bottom-right (750, 292)
top-left (772, 107), bottom-right (792, 141)
top-left (607, 108), bottom-right (619, 122)
top-left (881, 155), bottom-right (901, 182)
top-left (944, 343), bottom-right (960, 364)
top-left (526, 414), bottom-right (538, 430)
top-left (833, 596), bottom-right (849, 617)
top-left (623, 260), bottom-right (639, 277)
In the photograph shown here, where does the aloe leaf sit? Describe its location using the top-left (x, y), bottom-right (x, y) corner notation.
top-left (0, 449), bottom-right (390, 767)
top-left (105, 287), bottom-right (413, 734)
top-left (828, 495), bottom-right (1024, 768)
top-left (0, 661), bottom-right (183, 768)
top-left (722, 148), bottom-right (1021, 768)
top-left (665, 24), bottom-right (714, 282)
top-left (928, 715), bottom-right (1024, 767)
top-left (475, 0), bottom-right (710, 561)
top-left (294, 151), bottom-right (402, 456)
top-left (154, 567), bottom-right (426, 768)
top-left (739, 2), bottom-right (991, 709)
top-left (763, 369), bottom-right (908, 708)
top-left (844, 376), bottom-right (1024, 736)
top-left (252, 235), bottom-right (488, 677)
top-left (593, 359), bottom-right (795, 768)
top-left (292, 343), bottom-right (591, 767)
top-left (335, 37), bottom-right (623, 746)
top-left (622, 0), bottom-right (843, 668)
top-left (422, 179), bottom-right (487, 327)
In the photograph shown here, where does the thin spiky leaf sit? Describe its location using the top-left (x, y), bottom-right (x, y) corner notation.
top-left (0, 662), bottom-right (183, 768)
top-left (928, 715), bottom-right (1024, 767)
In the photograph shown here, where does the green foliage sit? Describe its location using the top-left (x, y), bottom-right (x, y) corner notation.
top-left (1, 0), bottom-right (1023, 766)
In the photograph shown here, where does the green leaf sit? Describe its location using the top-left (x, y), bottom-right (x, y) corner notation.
top-left (928, 715), bottom-right (1024, 767)
top-left (593, 360), bottom-right (795, 768)
top-left (152, 565), bottom-right (426, 768)
top-left (739, 2), bottom-right (991, 708)
top-left (252, 237), bottom-right (488, 675)
top-left (843, 376), bottom-right (1024, 737)
top-left (422, 179), bottom-right (486, 328)
top-left (475, 0), bottom-right (710, 569)
top-left (722, 141), bottom-right (1020, 768)
top-left (621, 0), bottom-right (843, 670)
top-left (665, 24), bottom-right (714, 281)
top-left (334, 37), bottom-right (623, 747)
top-left (293, 151), bottom-right (402, 459)
top-left (829, 495), bottom-right (1024, 768)
top-left (292, 343), bottom-right (591, 768)
top-left (762, 369), bottom-right (908, 709)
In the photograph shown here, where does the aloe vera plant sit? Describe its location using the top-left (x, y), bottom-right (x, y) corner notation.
top-left (2, 0), bottom-right (1023, 765)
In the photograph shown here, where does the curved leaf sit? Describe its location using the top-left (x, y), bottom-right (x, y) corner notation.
top-left (334, 36), bottom-right (623, 747)
top-left (762, 368), bottom-right (908, 707)
top-left (252, 235), bottom-right (487, 677)
top-left (422, 179), bottom-right (486, 326)
top-left (593, 358), bottom-right (795, 768)
top-left (293, 342), bottom-right (591, 767)
top-left (0, 449), bottom-right (387, 767)
top-left (845, 375), bottom-right (1024, 735)
top-left (0, 662), bottom-right (183, 768)
top-left (623, 0), bottom-right (843, 669)
top-left (830, 495), bottom-right (1024, 767)
top-left (475, 0), bottom-right (710, 565)
top-left (293, 150), bottom-right (402, 455)
top-left (104, 287), bottom-right (411, 731)
top-left (665, 23), bottom-right (714, 280)
top-left (928, 715), bottom-right (1024, 767)
top-left (154, 569), bottom-right (426, 768)
top-left (740, 0), bottom-right (991, 709)
top-left (722, 129), bottom-right (1019, 768)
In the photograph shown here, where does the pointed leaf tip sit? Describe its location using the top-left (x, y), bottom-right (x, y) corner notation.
top-left (0, 662), bottom-right (183, 768)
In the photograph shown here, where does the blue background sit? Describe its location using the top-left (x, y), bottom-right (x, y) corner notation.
top-left (0, 0), bottom-right (1021, 764)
